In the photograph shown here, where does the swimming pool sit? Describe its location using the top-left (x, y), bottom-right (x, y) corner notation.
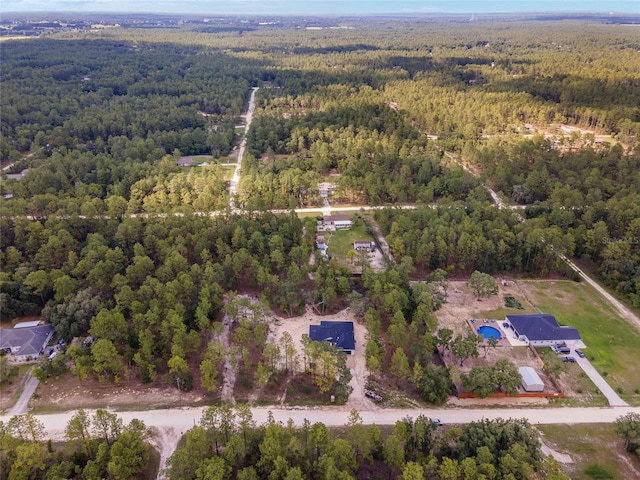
top-left (477, 325), bottom-right (501, 340)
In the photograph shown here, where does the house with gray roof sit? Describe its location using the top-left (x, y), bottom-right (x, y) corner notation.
top-left (504, 314), bottom-right (581, 347)
top-left (0, 323), bottom-right (55, 362)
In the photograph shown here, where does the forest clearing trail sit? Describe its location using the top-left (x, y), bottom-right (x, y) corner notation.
top-left (229, 87), bottom-right (258, 209)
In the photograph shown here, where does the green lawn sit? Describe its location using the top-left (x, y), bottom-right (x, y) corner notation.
top-left (221, 165), bottom-right (236, 181)
top-left (521, 280), bottom-right (640, 405)
top-left (538, 423), bottom-right (640, 480)
top-left (326, 226), bottom-right (374, 261)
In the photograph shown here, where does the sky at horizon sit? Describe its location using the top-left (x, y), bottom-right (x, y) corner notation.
top-left (1, 0), bottom-right (639, 16)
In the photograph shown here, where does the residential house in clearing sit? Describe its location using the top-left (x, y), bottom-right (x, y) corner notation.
top-left (317, 182), bottom-right (337, 199)
top-left (4, 169), bottom-right (29, 180)
top-left (309, 321), bottom-right (355, 355)
top-left (319, 215), bottom-right (352, 231)
top-left (0, 322), bottom-right (55, 362)
top-left (503, 313), bottom-right (581, 347)
top-left (315, 234), bottom-right (328, 257)
top-left (176, 157), bottom-right (195, 167)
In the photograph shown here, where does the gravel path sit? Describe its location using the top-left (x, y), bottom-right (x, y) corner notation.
top-left (6, 368), bottom-right (38, 416)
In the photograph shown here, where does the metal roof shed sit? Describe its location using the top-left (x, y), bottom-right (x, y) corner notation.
top-left (518, 366), bottom-right (544, 392)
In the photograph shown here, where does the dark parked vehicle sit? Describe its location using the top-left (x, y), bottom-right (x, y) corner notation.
top-left (563, 356), bottom-right (576, 363)
top-left (575, 349), bottom-right (585, 358)
top-left (553, 346), bottom-right (571, 354)
top-left (364, 389), bottom-right (383, 402)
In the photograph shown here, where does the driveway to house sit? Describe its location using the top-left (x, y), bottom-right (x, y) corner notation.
top-left (575, 355), bottom-right (629, 407)
top-left (7, 368), bottom-right (39, 416)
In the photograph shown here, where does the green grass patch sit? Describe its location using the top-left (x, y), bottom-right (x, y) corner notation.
top-left (326, 226), bottom-right (374, 261)
top-left (505, 295), bottom-right (523, 309)
top-left (522, 280), bottom-right (640, 406)
top-left (221, 165), bottom-right (236, 181)
top-left (584, 465), bottom-right (615, 480)
top-left (537, 423), bottom-right (639, 480)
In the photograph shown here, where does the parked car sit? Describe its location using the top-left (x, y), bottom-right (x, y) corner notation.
top-left (364, 389), bottom-right (383, 402)
top-left (563, 356), bottom-right (576, 363)
top-left (575, 349), bottom-right (585, 358)
top-left (430, 418), bottom-right (443, 426)
top-left (553, 346), bottom-right (571, 354)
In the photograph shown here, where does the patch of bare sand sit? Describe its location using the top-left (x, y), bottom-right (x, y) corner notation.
top-left (270, 306), bottom-right (374, 410)
top-left (539, 438), bottom-right (574, 464)
top-left (154, 425), bottom-right (184, 480)
top-left (435, 279), bottom-right (532, 337)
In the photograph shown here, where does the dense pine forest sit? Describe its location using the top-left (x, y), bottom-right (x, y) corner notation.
top-left (0, 16), bottom-right (639, 479)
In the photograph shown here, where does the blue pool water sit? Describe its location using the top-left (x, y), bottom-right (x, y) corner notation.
top-left (477, 325), bottom-right (501, 340)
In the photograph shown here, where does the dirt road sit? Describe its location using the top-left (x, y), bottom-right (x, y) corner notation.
top-left (4, 403), bottom-right (638, 477)
top-left (7, 368), bottom-right (38, 416)
top-left (6, 405), bottom-right (639, 442)
top-left (559, 253), bottom-right (640, 334)
top-left (229, 87), bottom-right (258, 208)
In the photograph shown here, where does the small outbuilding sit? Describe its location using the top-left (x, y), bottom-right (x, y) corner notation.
top-left (309, 321), bottom-right (355, 355)
top-left (353, 241), bottom-right (375, 252)
top-left (518, 366), bottom-right (544, 392)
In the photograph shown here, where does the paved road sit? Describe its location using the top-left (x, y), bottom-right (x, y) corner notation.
top-left (6, 368), bottom-right (39, 416)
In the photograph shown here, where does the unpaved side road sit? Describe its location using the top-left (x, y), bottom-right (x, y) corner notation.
top-left (5, 405), bottom-right (639, 477)
top-left (559, 253), bottom-right (640, 334)
top-left (7, 405), bottom-right (640, 441)
top-left (229, 87), bottom-right (259, 208)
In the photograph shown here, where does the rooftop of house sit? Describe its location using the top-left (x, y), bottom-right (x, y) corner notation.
top-left (309, 321), bottom-right (355, 351)
top-left (0, 324), bottom-right (55, 357)
top-left (506, 313), bottom-right (581, 341)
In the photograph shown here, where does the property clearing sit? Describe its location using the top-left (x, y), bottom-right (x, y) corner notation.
top-left (269, 305), bottom-right (374, 410)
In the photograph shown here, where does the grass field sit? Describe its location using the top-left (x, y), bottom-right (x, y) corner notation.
top-left (538, 423), bottom-right (640, 480)
top-left (521, 280), bottom-right (640, 405)
top-left (326, 226), bottom-right (374, 260)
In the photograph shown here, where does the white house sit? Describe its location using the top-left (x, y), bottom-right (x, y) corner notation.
top-left (321, 215), bottom-right (352, 230)
top-left (503, 314), bottom-right (581, 347)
